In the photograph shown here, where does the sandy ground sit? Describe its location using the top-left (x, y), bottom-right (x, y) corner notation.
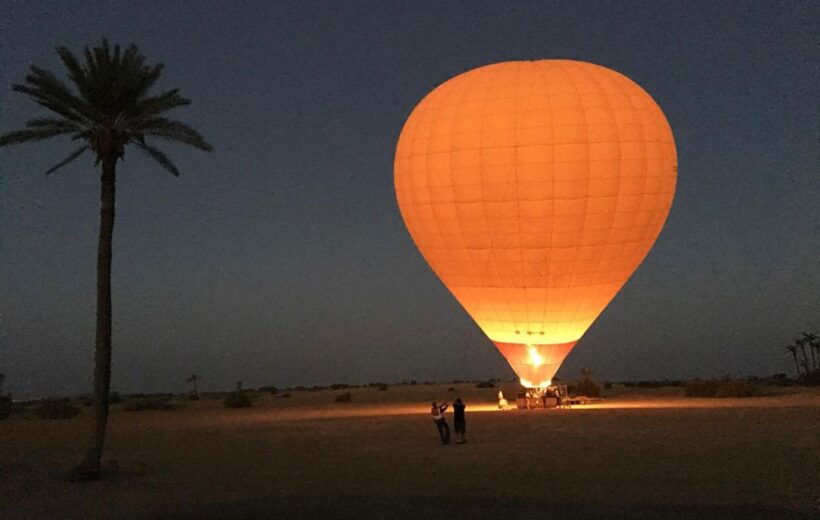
top-left (1, 384), bottom-right (818, 519)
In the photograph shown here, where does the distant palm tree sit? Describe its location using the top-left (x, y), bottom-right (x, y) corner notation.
top-left (785, 343), bottom-right (802, 377)
top-left (0, 39), bottom-right (212, 481)
top-left (186, 374), bottom-right (199, 395)
top-left (801, 332), bottom-right (818, 371)
top-left (0, 372), bottom-right (5, 396)
top-left (796, 337), bottom-right (810, 374)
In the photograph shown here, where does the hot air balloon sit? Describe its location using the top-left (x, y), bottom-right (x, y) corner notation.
top-left (394, 60), bottom-right (676, 389)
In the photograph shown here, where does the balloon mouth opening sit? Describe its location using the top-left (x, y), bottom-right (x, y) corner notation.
top-left (519, 378), bottom-right (552, 389)
top-left (494, 340), bottom-right (576, 389)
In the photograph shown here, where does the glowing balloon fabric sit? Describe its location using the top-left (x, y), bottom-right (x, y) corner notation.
top-left (394, 60), bottom-right (676, 387)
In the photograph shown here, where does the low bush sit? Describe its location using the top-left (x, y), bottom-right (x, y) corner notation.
top-left (223, 391), bottom-right (253, 408)
top-left (803, 370), bottom-right (820, 387)
top-left (575, 379), bottom-right (601, 397)
top-left (377, 383), bottom-right (388, 391)
top-left (334, 391), bottom-right (352, 402)
top-left (34, 399), bottom-right (81, 419)
top-left (0, 395), bottom-right (11, 420)
top-left (73, 395), bottom-right (93, 407)
top-left (475, 381), bottom-right (495, 388)
top-left (123, 397), bottom-right (182, 411)
top-left (685, 379), bottom-right (763, 398)
top-left (258, 386), bottom-right (278, 395)
top-left (280, 392), bottom-right (291, 398)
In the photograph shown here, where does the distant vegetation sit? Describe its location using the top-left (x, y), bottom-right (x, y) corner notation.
top-left (684, 379), bottom-right (764, 398)
top-left (785, 331), bottom-right (819, 385)
top-left (0, 396), bottom-right (11, 420)
top-left (186, 374), bottom-right (200, 401)
top-left (334, 391), bottom-right (352, 403)
top-left (123, 397), bottom-right (182, 412)
top-left (574, 368), bottom-right (601, 397)
top-left (34, 399), bottom-right (81, 419)
top-left (223, 381), bottom-right (253, 408)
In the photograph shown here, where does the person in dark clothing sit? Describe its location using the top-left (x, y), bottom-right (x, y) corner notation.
top-left (431, 401), bottom-right (450, 444)
top-left (453, 397), bottom-right (466, 444)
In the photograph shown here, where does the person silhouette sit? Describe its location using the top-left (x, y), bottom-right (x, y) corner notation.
top-left (430, 401), bottom-right (450, 444)
top-left (453, 397), bottom-right (467, 444)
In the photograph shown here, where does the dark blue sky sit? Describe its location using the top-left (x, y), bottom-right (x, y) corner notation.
top-left (1, 1), bottom-right (817, 399)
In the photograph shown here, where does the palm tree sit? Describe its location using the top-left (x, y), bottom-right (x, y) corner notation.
top-left (0, 372), bottom-right (5, 396)
top-left (785, 343), bottom-right (802, 377)
top-left (796, 337), bottom-right (810, 374)
top-left (801, 332), bottom-right (818, 371)
top-left (0, 39), bottom-right (212, 481)
top-left (186, 374), bottom-right (199, 396)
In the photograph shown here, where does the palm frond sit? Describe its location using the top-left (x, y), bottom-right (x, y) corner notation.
top-left (140, 118), bottom-right (213, 151)
top-left (0, 127), bottom-right (75, 147)
top-left (130, 89), bottom-right (191, 120)
top-left (136, 142), bottom-right (180, 176)
top-left (45, 145), bottom-right (89, 174)
top-left (6, 38), bottom-right (211, 169)
top-left (13, 84), bottom-right (89, 124)
top-left (18, 66), bottom-right (94, 122)
top-left (26, 118), bottom-right (81, 131)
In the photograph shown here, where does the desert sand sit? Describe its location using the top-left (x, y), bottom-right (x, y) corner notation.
top-left (1, 384), bottom-right (818, 519)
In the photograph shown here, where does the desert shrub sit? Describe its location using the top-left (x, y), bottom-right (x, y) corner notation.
top-left (259, 386), bottom-right (278, 395)
top-left (603, 381), bottom-right (613, 390)
top-left (0, 395), bottom-right (11, 420)
top-left (280, 392), bottom-right (291, 398)
top-left (329, 383), bottom-right (349, 390)
top-left (223, 391), bottom-right (253, 408)
top-left (715, 380), bottom-right (762, 397)
top-left (576, 369), bottom-right (601, 397)
top-left (475, 381), bottom-right (495, 388)
top-left (803, 370), bottom-right (820, 387)
top-left (188, 393), bottom-right (200, 401)
top-left (34, 399), bottom-right (81, 419)
top-left (685, 379), bottom-right (763, 398)
top-left (109, 391), bottom-right (123, 404)
top-left (377, 384), bottom-right (388, 391)
top-left (334, 391), bottom-right (352, 402)
top-left (123, 397), bottom-right (181, 411)
top-left (73, 395), bottom-right (93, 407)
top-left (637, 380), bottom-right (685, 388)
top-left (575, 379), bottom-right (600, 397)
top-left (447, 387), bottom-right (455, 392)
top-left (685, 380), bottom-right (718, 397)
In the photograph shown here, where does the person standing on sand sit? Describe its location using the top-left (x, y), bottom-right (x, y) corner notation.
top-left (431, 401), bottom-right (450, 444)
top-left (497, 390), bottom-right (508, 410)
top-left (453, 397), bottom-right (467, 444)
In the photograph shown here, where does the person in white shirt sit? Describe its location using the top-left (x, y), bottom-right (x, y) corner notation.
top-left (430, 401), bottom-right (450, 444)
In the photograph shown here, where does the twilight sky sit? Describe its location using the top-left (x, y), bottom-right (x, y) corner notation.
top-left (1, 1), bottom-right (817, 399)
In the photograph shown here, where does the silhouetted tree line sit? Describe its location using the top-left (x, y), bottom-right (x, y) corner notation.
top-left (785, 331), bottom-right (819, 384)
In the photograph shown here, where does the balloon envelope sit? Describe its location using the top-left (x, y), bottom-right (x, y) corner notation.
top-left (394, 60), bottom-right (676, 387)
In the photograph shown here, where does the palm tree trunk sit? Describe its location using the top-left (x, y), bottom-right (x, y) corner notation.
top-left (72, 155), bottom-right (116, 481)
top-left (791, 352), bottom-right (801, 377)
top-left (799, 343), bottom-right (809, 374)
